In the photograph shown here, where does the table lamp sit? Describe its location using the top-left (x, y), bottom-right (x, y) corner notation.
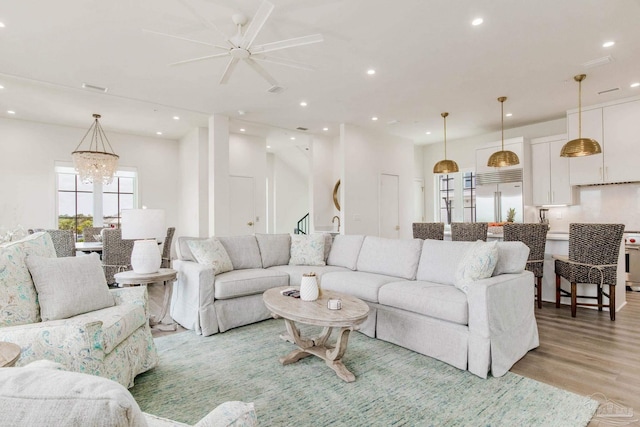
top-left (121, 208), bottom-right (166, 274)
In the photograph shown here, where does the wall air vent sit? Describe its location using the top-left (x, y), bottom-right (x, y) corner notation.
top-left (296, 127), bottom-right (308, 131)
top-left (581, 55), bottom-right (614, 69)
top-left (82, 83), bottom-right (108, 93)
top-left (598, 87), bottom-right (620, 95)
top-left (267, 85), bottom-right (285, 94)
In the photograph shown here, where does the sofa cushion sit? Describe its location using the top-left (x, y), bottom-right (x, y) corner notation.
top-left (416, 240), bottom-right (475, 285)
top-left (326, 235), bottom-right (364, 270)
top-left (214, 269), bottom-right (290, 299)
top-left (0, 366), bottom-right (148, 426)
top-left (0, 232), bottom-right (57, 327)
top-left (378, 281), bottom-right (469, 325)
top-left (321, 271), bottom-right (405, 303)
top-left (25, 253), bottom-right (115, 322)
top-left (188, 238), bottom-right (234, 274)
top-left (268, 265), bottom-right (351, 286)
top-left (356, 236), bottom-right (423, 280)
top-left (454, 241), bottom-right (499, 293)
top-left (175, 236), bottom-right (207, 262)
top-left (218, 236), bottom-right (263, 270)
top-left (73, 303), bottom-right (147, 354)
top-left (255, 234), bottom-right (290, 267)
top-left (321, 233), bottom-right (333, 262)
top-left (493, 241), bottom-right (530, 275)
top-left (289, 234), bottom-right (326, 266)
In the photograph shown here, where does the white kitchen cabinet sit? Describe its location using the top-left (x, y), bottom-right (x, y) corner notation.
top-left (531, 135), bottom-right (573, 205)
top-left (568, 98), bottom-right (640, 185)
top-left (567, 107), bottom-right (604, 185)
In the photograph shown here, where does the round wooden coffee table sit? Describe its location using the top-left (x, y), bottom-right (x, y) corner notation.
top-left (263, 286), bottom-right (370, 382)
top-left (0, 342), bottom-right (21, 367)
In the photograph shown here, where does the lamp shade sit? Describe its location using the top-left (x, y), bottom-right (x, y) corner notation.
top-left (121, 209), bottom-right (166, 274)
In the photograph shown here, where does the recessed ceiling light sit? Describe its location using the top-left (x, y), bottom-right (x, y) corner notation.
top-left (631, 82), bottom-right (640, 88)
top-left (602, 41), bottom-right (615, 48)
top-left (505, 113), bottom-right (513, 117)
top-left (172, 116), bottom-right (180, 120)
top-left (425, 131), bottom-right (431, 135)
top-left (7, 110), bottom-right (15, 115)
top-left (371, 116), bottom-right (378, 121)
top-left (290, 137), bottom-right (296, 140)
top-left (266, 145), bottom-right (271, 149)
top-left (240, 128), bottom-right (246, 132)
top-left (0, 85), bottom-right (4, 89)
top-left (367, 69), bottom-right (376, 75)
top-left (300, 101), bottom-right (307, 107)
top-left (0, 23), bottom-right (5, 28)
top-left (472, 17), bottom-right (483, 26)
top-left (156, 131), bottom-right (163, 135)
top-left (322, 127), bottom-right (329, 131)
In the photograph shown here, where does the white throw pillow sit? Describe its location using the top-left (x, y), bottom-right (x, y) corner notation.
top-left (454, 240), bottom-right (499, 293)
top-left (289, 234), bottom-right (326, 266)
top-left (187, 238), bottom-right (234, 274)
top-left (25, 253), bottom-right (114, 321)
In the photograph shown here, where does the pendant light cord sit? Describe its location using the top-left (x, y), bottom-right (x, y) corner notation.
top-left (443, 114), bottom-right (447, 159)
top-left (578, 78), bottom-right (582, 139)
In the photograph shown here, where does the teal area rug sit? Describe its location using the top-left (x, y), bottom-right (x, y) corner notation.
top-left (131, 319), bottom-right (597, 426)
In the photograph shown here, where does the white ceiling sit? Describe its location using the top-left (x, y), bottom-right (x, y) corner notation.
top-left (1, 0), bottom-right (640, 150)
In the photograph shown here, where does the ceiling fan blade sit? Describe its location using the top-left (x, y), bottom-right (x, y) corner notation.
top-left (252, 34), bottom-right (323, 54)
top-left (252, 55), bottom-right (315, 71)
top-left (175, 0), bottom-right (233, 47)
top-left (239, 0), bottom-right (275, 50)
top-left (219, 58), bottom-right (240, 84)
top-left (142, 29), bottom-right (228, 50)
top-left (245, 58), bottom-right (278, 87)
top-left (170, 52), bottom-right (230, 66)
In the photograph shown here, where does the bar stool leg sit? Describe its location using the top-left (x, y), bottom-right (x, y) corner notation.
top-left (609, 284), bottom-right (616, 321)
top-left (555, 274), bottom-right (561, 308)
top-left (536, 277), bottom-right (542, 309)
top-left (570, 282), bottom-right (577, 317)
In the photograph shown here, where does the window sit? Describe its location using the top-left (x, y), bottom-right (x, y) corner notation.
top-left (56, 166), bottom-right (137, 240)
top-left (435, 171), bottom-right (476, 223)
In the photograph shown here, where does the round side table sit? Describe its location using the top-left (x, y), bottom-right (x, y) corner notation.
top-left (0, 342), bottom-right (21, 367)
top-left (114, 268), bottom-right (178, 330)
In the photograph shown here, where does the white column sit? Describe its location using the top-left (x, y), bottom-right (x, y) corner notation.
top-left (209, 114), bottom-right (230, 236)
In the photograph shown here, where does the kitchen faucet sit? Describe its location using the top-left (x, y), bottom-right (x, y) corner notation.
top-left (332, 215), bottom-right (340, 232)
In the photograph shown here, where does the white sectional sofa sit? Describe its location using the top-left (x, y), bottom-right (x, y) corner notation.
top-left (171, 233), bottom-right (539, 378)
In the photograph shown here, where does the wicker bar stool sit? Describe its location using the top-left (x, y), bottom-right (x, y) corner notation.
top-left (451, 222), bottom-right (488, 242)
top-left (554, 223), bottom-right (624, 320)
top-left (102, 228), bottom-right (134, 285)
top-left (503, 223), bottom-right (548, 308)
top-left (412, 222), bottom-right (445, 240)
top-left (45, 229), bottom-right (76, 257)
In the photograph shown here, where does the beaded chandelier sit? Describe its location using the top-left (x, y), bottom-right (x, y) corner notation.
top-left (71, 114), bottom-right (119, 184)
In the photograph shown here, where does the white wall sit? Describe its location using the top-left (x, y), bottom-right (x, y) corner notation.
top-left (272, 148), bottom-right (309, 234)
top-left (341, 124), bottom-right (415, 238)
top-left (0, 117), bottom-right (180, 233)
top-left (311, 135), bottom-right (339, 231)
top-left (178, 127), bottom-right (208, 237)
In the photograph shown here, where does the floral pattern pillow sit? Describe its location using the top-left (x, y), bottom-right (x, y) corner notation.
top-left (188, 238), bottom-right (234, 274)
top-left (454, 240), bottom-right (498, 293)
top-left (289, 234), bottom-right (326, 266)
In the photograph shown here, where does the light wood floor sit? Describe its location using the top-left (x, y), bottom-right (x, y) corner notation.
top-left (148, 283), bottom-right (640, 424)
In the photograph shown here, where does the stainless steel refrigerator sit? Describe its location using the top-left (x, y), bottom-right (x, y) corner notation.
top-left (475, 169), bottom-right (524, 223)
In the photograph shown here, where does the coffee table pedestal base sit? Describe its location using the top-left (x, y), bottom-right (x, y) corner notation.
top-left (279, 318), bottom-right (356, 383)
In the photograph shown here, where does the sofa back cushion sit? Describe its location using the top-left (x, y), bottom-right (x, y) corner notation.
top-left (417, 240), bottom-right (475, 285)
top-left (326, 235), bottom-right (365, 270)
top-left (493, 241), bottom-right (530, 275)
top-left (0, 232), bottom-right (57, 327)
top-left (175, 236), bottom-right (207, 262)
top-left (356, 236), bottom-right (423, 280)
top-left (218, 235), bottom-right (263, 269)
top-left (255, 234), bottom-right (291, 268)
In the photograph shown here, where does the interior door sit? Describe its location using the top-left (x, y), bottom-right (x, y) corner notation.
top-left (229, 176), bottom-right (255, 236)
top-left (379, 174), bottom-right (399, 238)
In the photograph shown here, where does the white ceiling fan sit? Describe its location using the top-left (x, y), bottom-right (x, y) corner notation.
top-left (146, 0), bottom-right (323, 89)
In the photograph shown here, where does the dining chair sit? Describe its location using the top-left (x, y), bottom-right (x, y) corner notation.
top-left (554, 223), bottom-right (624, 320)
top-left (102, 228), bottom-right (134, 285)
top-left (83, 227), bottom-right (109, 242)
top-left (161, 227), bottom-right (175, 268)
top-left (412, 222), bottom-right (445, 240)
top-left (503, 223), bottom-right (548, 308)
top-left (451, 222), bottom-right (488, 242)
top-left (45, 229), bottom-right (76, 257)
